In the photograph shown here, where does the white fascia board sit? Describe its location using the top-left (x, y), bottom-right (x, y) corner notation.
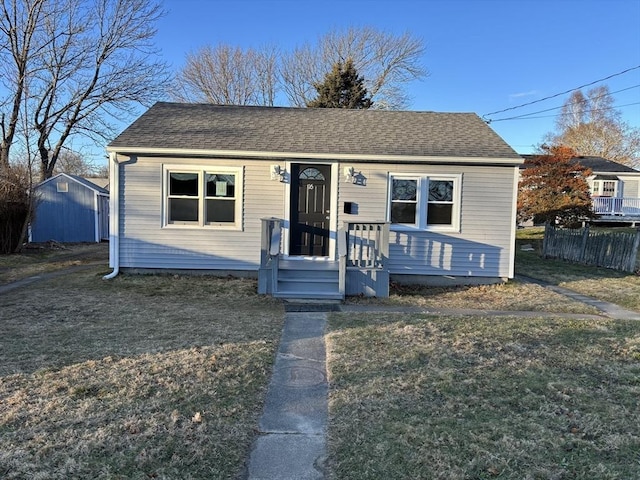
top-left (107, 146), bottom-right (524, 166)
top-left (38, 172), bottom-right (105, 194)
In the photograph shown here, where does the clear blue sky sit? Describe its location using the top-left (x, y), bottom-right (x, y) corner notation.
top-left (148, 0), bottom-right (640, 155)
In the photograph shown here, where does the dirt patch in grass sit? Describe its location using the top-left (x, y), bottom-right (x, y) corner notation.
top-left (0, 243), bottom-right (108, 285)
top-left (0, 269), bottom-right (284, 479)
top-left (346, 280), bottom-right (600, 315)
top-left (327, 313), bottom-right (640, 479)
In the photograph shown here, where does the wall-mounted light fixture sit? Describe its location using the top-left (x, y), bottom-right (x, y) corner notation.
top-left (344, 166), bottom-right (367, 186)
top-left (270, 165), bottom-right (287, 182)
top-left (344, 166), bottom-right (355, 183)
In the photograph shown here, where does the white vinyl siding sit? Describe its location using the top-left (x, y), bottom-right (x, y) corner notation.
top-left (117, 157), bottom-right (285, 271)
top-left (338, 162), bottom-right (518, 279)
top-left (116, 156), bottom-right (519, 279)
top-left (622, 178), bottom-right (638, 198)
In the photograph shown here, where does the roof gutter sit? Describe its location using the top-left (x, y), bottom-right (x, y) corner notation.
top-left (106, 146), bottom-right (524, 166)
top-left (103, 151), bottom-right (119, 280)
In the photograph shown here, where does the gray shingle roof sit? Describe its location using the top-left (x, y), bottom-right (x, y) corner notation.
top-left (108, 102), bottom-right (519, 159)
top-left (521, 154), bottom-right (639, 173)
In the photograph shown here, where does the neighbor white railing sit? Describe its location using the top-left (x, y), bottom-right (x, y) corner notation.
top-left (593, 197), bottom-right (640, 216)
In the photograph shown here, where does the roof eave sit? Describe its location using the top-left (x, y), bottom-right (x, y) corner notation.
top-left (106, 146), bottom-right (523, 166)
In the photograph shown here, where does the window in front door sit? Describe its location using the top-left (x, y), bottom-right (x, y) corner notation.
top-left (290, 164), bottom-right (331, 256)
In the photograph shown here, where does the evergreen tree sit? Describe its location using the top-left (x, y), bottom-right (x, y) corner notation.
top-left (306, 59), bottom-right (373, 109)
top-left (518, 145), bottom-right (594, 227)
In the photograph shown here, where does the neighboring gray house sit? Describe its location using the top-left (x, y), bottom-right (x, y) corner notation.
top-left (31, 173), bottom-right (109, 243)
top-left (105, 102), bottom-right (522, 298)
top-left (522, 155), bottom-right (640, 225)
top-left (578, 156), bottom-right (640, 223)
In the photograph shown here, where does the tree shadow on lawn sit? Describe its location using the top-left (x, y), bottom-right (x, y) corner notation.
top-left (0, 267), bottom-right (284, 375)
top-left (0, 268), bottom-right (285, 480)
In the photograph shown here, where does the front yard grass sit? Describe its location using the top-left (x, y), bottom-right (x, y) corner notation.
top-left (0, 242), bottom-right (109, 285)
top-left (348, 280), bottom-right (600, 315)
top-left (327, 312), bottom-right (640, 479)
top-left (0, 268), bottom-right (284, 479)
top-left (3, 229), bottom-right (639, 479)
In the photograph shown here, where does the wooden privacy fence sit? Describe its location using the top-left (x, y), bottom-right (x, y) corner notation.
top-left (543, 224), bottom-right (640, 272)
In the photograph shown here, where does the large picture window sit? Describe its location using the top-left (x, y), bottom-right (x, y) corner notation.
top-left (388, 173), bottom-right (461, 231)
top-left (164, 166), bottom-right (242, 229)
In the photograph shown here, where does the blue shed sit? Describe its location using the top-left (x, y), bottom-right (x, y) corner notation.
top-left (30, 173), bottom-right (109, 243)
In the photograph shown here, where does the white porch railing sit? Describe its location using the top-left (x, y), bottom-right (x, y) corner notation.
top-left (593, 197), bottom-right (640, 216)
top-left (343, 222), bottom-right (390, 297)
top-left (258, 218), bottom-right (390, 297)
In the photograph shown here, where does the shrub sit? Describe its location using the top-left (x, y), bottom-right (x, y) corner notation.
top-left (0, 167), bottom-right (32, 253)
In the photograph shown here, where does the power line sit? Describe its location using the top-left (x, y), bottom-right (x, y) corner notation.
top-left (489, 101), bottom-right (640, 122)
top-left (488, 85), bottom-right (640, 122)
top-left (482, 65), bottom-right (640, 123)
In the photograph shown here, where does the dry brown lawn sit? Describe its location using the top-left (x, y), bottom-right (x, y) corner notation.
top-left (2, 235), bottom-right (638, 479)
top-left (347, 280), bottom-right (601, 315)
top-left (327, 312), bottom-right (640, 479)
top-left (0, 267), bottom-right (284, 479)
top-left (0, 242), bottom-right (109, 285)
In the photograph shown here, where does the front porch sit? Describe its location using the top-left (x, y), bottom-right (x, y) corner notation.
top-left (258, 218), bottom-right (390, 300)
top-left (592, 197), bottom-right (640, 225)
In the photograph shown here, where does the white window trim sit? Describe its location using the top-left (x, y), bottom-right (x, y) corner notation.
top-left (591, 179), bottom-right (619, 197)
top-left (162, 164), bottom-right (243, 230)
top-left (387, 172), bottom-right (462, 232)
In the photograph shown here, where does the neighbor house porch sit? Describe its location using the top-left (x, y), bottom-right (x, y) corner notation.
top-left (593, 197), bottom-right (640, 225)
top-left (258, 218), bottom-right (390, 299)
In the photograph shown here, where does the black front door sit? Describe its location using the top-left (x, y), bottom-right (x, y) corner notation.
top-left (290, 164), bottom-right (331, 256)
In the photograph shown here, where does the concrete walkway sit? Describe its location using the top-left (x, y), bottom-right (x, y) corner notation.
top-left (244, 280), bottom-right (639, 479)
top-left (246, 312), bottom-right (329, 480)
top-left (516, 274), bottom-right (640, 321)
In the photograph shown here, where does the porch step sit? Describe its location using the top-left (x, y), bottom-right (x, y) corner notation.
top-left (274, 260), bottom-right (343, 300)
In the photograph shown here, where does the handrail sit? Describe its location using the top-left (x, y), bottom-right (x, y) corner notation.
top-left (338, 225), bottom-right (347, 258)
top-left (338, 226), bottom-right (347, 295)
top-left (259, 217), bottom-right (283, 295)
top-left (260, 217), bottom-right (283, 267)
top-left (270, 221), bottom-right (282, 256)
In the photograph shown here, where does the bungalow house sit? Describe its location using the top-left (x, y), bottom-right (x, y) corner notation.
top-left (105, 102), bottom-right (522, 299)
top-left (521, 155), bottom-right (640, 226)
top-left (30, 173), bottom-right (109, 243)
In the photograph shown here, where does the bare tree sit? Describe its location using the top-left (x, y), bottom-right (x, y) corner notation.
top-left (281, 27), bottom-right (427, 109)
top-left (546, 86), bottom-right (640, 166)
top-left (33, 0), bottom-right (170, 180)
top-left (0, 0), bottom-right (46, 172)
top-left (1, 0), bottom-right (169, 180)
top-left (53, 150), bottom-right (96, 177)
top-left (172, 44), bottom-right (279, 106)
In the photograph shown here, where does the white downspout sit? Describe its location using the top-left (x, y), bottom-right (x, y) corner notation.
top-left (508, 165), bottom-right (520, 279)
top-left (103, 151), bottom-right (120, 280)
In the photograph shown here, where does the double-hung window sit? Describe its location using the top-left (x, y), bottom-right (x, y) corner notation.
top-left (164, 165), bottom-right (242, 229)
top-left (388, 173), bottom-right (461, 231)
top-left (592, 179), bottom-right (618, 197)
